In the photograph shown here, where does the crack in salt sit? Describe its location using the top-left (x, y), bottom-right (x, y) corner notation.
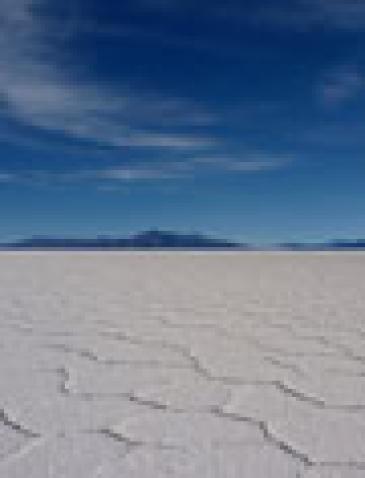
top-left (210, 406), bottom-right (314, 467)
top-left (98, 427), bottom-right (183, 454)
top-left (271, 381), bottom-right (326, 408)
top-left (0, 408), bottom-right (40, 439)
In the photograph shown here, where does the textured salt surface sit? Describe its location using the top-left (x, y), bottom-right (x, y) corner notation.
top-left (0, 251), bottom-right (365, 477)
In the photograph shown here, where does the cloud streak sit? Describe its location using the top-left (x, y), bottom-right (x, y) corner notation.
top-left (0, 0), bottom-right (216, 155)
top-left (0, 167), bottom-right (179, 186)
top-left (193, 153), bottom-right (292, 172)
top-left (0, 150), bottom-right (290, 189)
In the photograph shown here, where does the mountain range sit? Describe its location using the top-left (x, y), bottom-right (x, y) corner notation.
top-left (1, 230), bottom-right (243, 249)
top-left (1, 230), bottom-right (365, 250)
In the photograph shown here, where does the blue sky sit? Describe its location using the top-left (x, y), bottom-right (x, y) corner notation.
top-left (1, 0), bottom-right (365, 243)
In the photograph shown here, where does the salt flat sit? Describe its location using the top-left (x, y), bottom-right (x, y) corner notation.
top-left (0, 252), bottom-right (365, 477)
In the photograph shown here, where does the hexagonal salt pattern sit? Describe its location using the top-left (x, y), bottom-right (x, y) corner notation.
top-left (1, 251), bottom-right (365, 477)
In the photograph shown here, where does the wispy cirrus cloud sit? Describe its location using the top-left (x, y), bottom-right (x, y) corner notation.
top-left (98, 167), bottom-right (185, 181)
top-left (0, 166), bottom-right (181, 186)
top-left (193, 153), bottom-right (292, 172)
top-left (4, 78), bottom-right (215, 150)
top-left (0, 149), bottom-right (291, 187)
top-left (0, 0), bottom-right (216, 155)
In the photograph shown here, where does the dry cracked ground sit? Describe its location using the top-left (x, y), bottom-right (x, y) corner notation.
top-left (0, 252), bottom-right (365, 477)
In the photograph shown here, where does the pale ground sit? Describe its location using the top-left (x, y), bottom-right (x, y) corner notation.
top-left (0, 252), bottom-right (365, 477)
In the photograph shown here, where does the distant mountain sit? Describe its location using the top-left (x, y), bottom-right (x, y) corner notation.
top-left (2, 230), bottom-right (243, 249)
top-left (278, 239), bottom-right (365, 250)
top-left (326, 239), bottom-right (365, 249)
top-left (2, 231), bottom-right (365, 250)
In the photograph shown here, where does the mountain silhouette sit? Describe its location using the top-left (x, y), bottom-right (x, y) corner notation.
top-left (3, 230), bottom-right (243, 249)
top-left (2, 231), bottom-right (365, 250)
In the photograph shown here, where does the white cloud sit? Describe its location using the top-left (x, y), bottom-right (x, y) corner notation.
top-left (4, 79), bottom-right (214, 150)
top-left (98, 167), bottom-right (182, 181)
top-left (0, 150), bottom-right (290, 188)
top-left (0, 162), bottom-right (189, 185)
top-left (193, 153), bottom-right (291, 172)
top-left (0, 0), bottom-right (215, 153)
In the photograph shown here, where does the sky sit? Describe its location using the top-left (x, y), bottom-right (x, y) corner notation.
top-left (0, 0), bottom-right (365, 244)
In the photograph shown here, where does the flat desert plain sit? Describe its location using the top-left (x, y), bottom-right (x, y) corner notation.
top-left (1, 252), bottom-right (365, 477)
